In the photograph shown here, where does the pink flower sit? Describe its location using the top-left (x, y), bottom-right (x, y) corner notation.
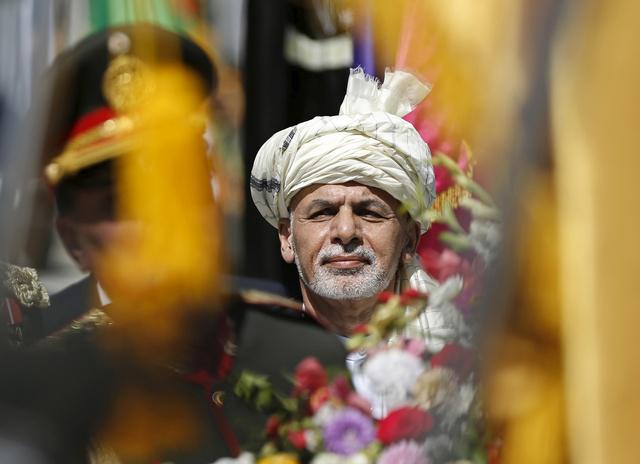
top-left (404, 338), bottom-right (427, 357)
top-left (345, 392), bottom-right (371, 416)
top-left (377, 440), bottom-right (430, 464)
top-left (420, 248), bottom-right (469, 282)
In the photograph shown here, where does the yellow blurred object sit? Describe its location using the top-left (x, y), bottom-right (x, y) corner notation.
top-left (483, 176), bottom-right (565, 464)
top-left (99, 62), bottom-right (223, 356)
top-left (90, 55), bottom-right (225, 462)
top-left (257, 454), bottom-right (300, 464)
top-left (552, 0), bottom-right (640, 463)
top-left (97, 384), bottom-right (199, 462)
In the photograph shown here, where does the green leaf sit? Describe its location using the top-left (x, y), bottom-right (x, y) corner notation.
top-left (346, 334), bottom-right (366, 351)
top-left (441, 203), bottom-right (465, 233)
top-left (459, 197), bottom-right (501, 221)
top-left (439, 231), bottom-right (473, 251)
top-left (433, 152), bottom-right (464, 175)
top-left (256, 389), bottom-right (274, 410)
top-left (454, 175), bottom-right (496, 207)
top-left (278, 396), bottom-right (299, 414)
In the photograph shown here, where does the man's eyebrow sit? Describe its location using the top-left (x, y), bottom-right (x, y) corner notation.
top-left (303, 197), bottom-right (393, 212)
top-left (306, 199), bottom-right (336, 210)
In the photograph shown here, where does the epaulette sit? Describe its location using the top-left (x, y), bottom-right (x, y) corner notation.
top-left (0, 262), bottom-right (50, 308)
top-left (1, 262), bottom-right (50, 346)
top-left (234, 289), bottom-right (321, 326)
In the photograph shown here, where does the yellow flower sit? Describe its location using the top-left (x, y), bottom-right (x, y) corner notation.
top-left (257, 454), bottom-right (300, 464)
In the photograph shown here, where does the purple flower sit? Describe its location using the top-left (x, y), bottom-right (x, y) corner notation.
top-left (322, 408), bottom-right (376, 456)
top-left (378, 440), bottom-right (430, 464)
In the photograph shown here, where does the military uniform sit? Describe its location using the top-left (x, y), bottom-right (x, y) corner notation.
top-left (35, 290), bottom-right (345, 463)
top-left (21, 23), bottom-right (347, 463)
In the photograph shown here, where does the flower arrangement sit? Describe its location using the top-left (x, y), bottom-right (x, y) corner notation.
top-left (221, 148), bottom-right (502, 464)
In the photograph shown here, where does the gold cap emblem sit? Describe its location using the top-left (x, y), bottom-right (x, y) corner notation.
top-left (102, 55), bottom-right (155, 112)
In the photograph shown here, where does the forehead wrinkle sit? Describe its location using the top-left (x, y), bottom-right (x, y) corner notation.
top-left (290, 183), bottom-right (402, 214)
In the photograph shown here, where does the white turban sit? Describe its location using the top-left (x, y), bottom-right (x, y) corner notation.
top-left (250, 68), bottom-right (436, 232)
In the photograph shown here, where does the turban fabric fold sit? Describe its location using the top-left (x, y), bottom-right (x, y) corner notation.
top-left (250, 68), bottom-right (436, 232)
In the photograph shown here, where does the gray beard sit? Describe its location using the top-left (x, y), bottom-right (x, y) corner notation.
top-left (291, 240), bottom-right (396, 300)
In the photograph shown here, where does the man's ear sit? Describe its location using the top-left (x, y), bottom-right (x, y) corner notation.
top-left (278, 218), bottom-right (295, 264)
top-left (402, 221), bottom-right (421, 263)
top-left (56, 216), bottom-right (90, 272)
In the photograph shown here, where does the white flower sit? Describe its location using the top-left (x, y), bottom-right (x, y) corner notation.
top-left (313, 402), bottom-right (341, 427)
top-left (359, 349), bottom-right (424, 417)
top-left (437, 381), bottom-right (476, 429)
top-left (429, 276), bottom-right (463, 307)
top-left (411, 276), bottom-right (469, 352)
top-left (311, 452), bottom-right (370, 464)
top-left (418, 305), bottom-right (468, 353)
top-left (412, 367), bottom-right (458, 409)
top-left (468, 220), bottom-right (501, 263)
top-left (211, 452), bottom-right (255, 464)
top-left (304, 428), bottom-right (322, 452)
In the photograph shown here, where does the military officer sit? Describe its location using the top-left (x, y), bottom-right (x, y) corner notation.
top-left (20, 22), bottom-right (345, 463)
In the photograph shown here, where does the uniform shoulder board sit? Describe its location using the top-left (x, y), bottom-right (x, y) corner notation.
top-left (235, 289), bottom-right (330, 328)
top-left (237, 289), bottom-right (303, 314)
top-left (0, 262), bottom-right (50, 309)
top-left (1, 262), bottom-right (50, 347)
top-left (43, 307), bottom-right (113, 345)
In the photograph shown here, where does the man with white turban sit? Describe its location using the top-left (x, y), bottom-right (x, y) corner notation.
top-left (251, 68), bottom-right (457, 342)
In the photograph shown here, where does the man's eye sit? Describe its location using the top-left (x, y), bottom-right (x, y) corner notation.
top-left (309, 209), bottom-right (334, 219)
top-left (358, 209), bottom-right (384, 219)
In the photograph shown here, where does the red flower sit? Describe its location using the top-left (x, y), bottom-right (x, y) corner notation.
top-left (418, 222), bottom-right (448, 253)
top-left (266, 415), bottom-right (281, 439)
top-left (430, 343), bottom-right (475, 381)
top-left (377, 407), bottom-right (433, 444)
top-left (287, 429), bottom-right (307, 449)
top-left (402, 288), bottom-right (425, 299)
top-left (377, 291), bottom-right (394, 303)
top-left (331, 375), bottom-right (351, 402)
top-left (400, 288), bottom-right (427, 305)
top-left (351, 323), bottom-right (369, 335)
top-left (293, 357), bottom-right (328, 396)
top-left (435, 164), bottom-right (455, 193)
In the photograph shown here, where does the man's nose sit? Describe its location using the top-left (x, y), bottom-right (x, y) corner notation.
top-left (330, 209), bottom-right (361, 245)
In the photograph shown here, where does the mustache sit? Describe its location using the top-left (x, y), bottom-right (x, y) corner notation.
top-left (317, 244), bottom-right (376, 265)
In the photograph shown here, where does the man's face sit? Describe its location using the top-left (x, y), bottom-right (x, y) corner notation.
top-left (56, 182), bottom-right (134, 276)
top-left (279, 182), bottom-right (419, 300)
